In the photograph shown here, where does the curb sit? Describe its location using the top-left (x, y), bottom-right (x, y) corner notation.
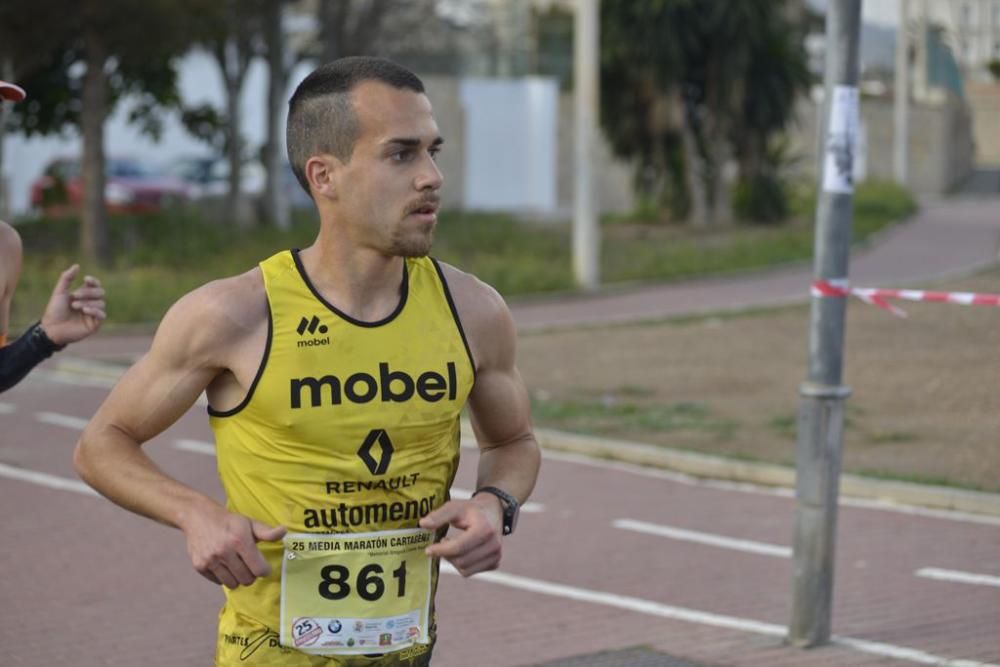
top-left (54, 356), bottom-right (1000, 519)
top-left (460, 422), bottom-right (1000, 519)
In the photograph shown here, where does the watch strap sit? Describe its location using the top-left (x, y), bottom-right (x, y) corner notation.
top-left (473, 486), bottom-right (519, 535)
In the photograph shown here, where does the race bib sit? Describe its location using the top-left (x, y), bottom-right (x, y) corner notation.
top-left (279, 528), bottom-right (434, 655)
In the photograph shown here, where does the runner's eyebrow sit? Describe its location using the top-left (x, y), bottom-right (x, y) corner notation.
top-left (383, 137), bottom-right (444, 149)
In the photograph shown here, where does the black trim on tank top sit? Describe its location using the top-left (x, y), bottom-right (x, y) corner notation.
top-left (430, 258), bottom-right (477, 380)
top-left (207, 298), bottom-right (274, 417)
top-left (291, 248), bottom-right (408, 328)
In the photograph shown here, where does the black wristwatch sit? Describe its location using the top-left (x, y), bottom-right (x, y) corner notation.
top-left (473, 486), bottom-right (520, 536)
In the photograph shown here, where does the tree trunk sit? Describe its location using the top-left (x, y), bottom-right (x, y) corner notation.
top-left (263, 0), bottom-right (290, 229)
top-left (218, 38), bottom-right (250, 227)
top-left (705, 129), bottom-right (732, 225)
top-left (81, 17), bottom-right (109, 265)
top-left (675, 94), bottom-right (707, 226)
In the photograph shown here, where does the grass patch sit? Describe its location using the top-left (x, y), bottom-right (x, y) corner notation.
top-left (530, 394), bottom-right (736, 439)
top-left (8, 180), bottom-right (915, 328)
top-left (850, 468), bottom-right (988, 492)
top-left (865, 430), bottom-right (919, 445)
top-left (768, 414), bottom-right (797, 438)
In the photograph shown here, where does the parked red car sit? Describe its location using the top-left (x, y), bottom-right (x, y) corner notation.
top-left (30, 157), bottom-right (192, 216)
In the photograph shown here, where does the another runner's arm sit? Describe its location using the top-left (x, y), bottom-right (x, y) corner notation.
top-left (74, 279), bottom-right (283, 588)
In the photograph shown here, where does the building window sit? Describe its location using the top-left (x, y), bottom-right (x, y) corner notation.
top-left (962, 1), bottom-right (972, 26)
top-left (994, 1), bottom-right (1000, 27)
top-left (994, 39), bottom-right (1000, 58)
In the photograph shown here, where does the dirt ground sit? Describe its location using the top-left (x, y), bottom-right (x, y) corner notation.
top-left (515, 269), bottom-right (1000, 493)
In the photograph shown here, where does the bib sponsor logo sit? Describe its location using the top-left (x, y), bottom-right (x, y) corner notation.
top-left (358, 429), bottom-right (393, 475)
top-left (290, 362), bottom-right (458, 409)
top-left (303, 493), bottom-right (436, 530)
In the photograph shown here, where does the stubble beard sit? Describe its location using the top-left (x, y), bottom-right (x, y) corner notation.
top-left (389, 226), bottom-right (435, 258)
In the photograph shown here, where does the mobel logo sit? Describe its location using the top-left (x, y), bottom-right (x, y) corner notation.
top-left (296, 315), bottom-right (330, 348)
top-left (289, 362), bottom-right (458, 409)
top-left (297, 315), bottom-right (328, 336)
top-left (358, 429), bottom-right (393, 476)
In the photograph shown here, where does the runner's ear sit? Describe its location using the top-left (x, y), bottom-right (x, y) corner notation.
top-left (304, 155), bottom-right (337, 199)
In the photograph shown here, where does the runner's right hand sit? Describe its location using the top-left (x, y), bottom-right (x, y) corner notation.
top-left (181, 503), bottom-right (286, 589)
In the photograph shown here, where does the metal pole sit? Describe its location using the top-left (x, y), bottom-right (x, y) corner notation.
top-left (573, 0), bottom-right (600, 290)
top-left (894, 0), bottom-right (910, 186)
top-left (788, 0), bottom-right (861, 648)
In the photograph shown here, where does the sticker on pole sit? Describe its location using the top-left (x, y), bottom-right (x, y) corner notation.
top-left (822, 85), bottom-right (859, 194)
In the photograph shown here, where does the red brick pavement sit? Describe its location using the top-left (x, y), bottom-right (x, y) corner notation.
top-left (2, 372), bottom-right (998, 666)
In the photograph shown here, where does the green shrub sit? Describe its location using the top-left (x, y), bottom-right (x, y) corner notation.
top-left (732, 173), bottom-right (789, 224)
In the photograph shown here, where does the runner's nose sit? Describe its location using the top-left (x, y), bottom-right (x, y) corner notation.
top-left (414, 153), bottom-right (443, 192)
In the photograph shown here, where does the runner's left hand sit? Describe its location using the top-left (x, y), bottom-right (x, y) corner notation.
top-left (420, 497), bottom-right (502, 577)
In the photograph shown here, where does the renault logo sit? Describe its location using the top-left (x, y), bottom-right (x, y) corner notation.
top-left (358, 429), bottom-right (393, 475)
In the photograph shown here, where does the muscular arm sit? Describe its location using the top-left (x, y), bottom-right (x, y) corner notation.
top-left (74, 275), bottom-right (284, 588)
top-left (420, 264), bottom-right (541, 575)
top-left (465, 290), bottom-right (540, 505)
top-left (74, 288), bottom-right (225, 528)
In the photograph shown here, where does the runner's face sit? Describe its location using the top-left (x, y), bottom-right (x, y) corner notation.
top-left (337, 81), bottom-right (444, 257)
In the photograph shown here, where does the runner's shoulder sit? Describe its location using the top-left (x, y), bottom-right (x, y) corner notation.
top-left (435, 261), bottom-right (509, 321)
top-left (153, 267), bottom-right (266, 361)
top-left (434, 261), bottom-right (514, 358)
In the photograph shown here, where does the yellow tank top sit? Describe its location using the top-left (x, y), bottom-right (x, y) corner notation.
top-left (208, 249), bottom-right (475, 663)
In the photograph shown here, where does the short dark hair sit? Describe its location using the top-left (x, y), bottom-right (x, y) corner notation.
top-left (286, 57), bottom-right (425, 194)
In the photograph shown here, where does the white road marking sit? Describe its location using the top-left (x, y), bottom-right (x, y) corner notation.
top-left (34, 369), bottom-right (118, 389)
top-left (35, 411), bottom-right (89, 430)
top-left (916, 567), bottom-right (1000, 589)
top-left (174, 439), bottom-right (216, 455)
top-left (613, 518), bottom-right (791, 558)
top-left (36, 369), bottom-right (209, 406)
top-left (0, 462), bottom-right (97, 496)
top-left (450, 487), bottom-right (544, 513)
top-left (0, 402), bottom-right (15, 414)
top-left (442, 564), bottom-right (998, 667)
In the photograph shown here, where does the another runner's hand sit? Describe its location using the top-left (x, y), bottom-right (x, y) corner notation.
top-left (182, 503), bottom-right (287, 589)
top-left (40, 265), bottom-right (106, 346)
top-left (419, 497), bottom-right (502, 577)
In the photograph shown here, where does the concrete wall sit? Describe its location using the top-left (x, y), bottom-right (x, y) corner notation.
top-left (421, 75), bottom-right (635, 216)
top-left (788, 94), bottom-right (976, 195)
top-left (967, 83), bottom-right (1000, 166)
top-left (422, 76), bottom-right (466, 211)
top-left (425, 73), bottom-right (975, 213)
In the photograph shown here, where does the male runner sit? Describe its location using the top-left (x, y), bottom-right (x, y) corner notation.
top-left (0, 79), bottom-right (106, 392)
top-left (75, 57), bottom-right (541, 665)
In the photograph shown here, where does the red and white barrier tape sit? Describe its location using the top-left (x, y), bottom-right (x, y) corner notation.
top-left (811, 279), bottom-right (1000, 318)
